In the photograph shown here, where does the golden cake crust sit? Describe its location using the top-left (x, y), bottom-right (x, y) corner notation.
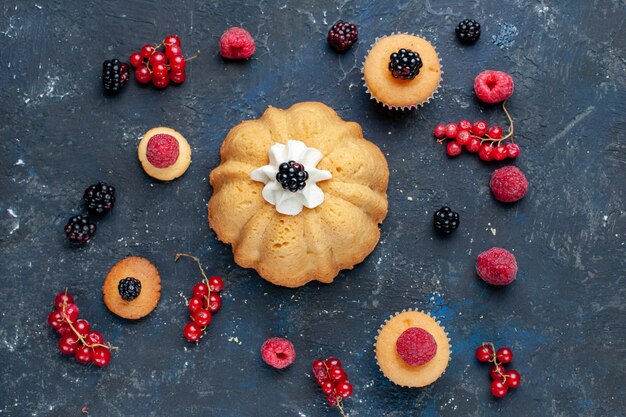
top-left (375, 311), bottom-right (450, 387)
top-left (138, 127), bottom-right (192, 181)
top-left (102, 256), bottom-right (161, 320)
top-left (363, 34), bottom-right (441, 109)
top-left (208, 102), bottom-right (389, 287)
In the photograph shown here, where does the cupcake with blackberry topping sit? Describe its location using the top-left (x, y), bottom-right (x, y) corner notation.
top-left (375, 309), bottom-right (451, 387)
top-left (362, 33), bottom-right (441, 110)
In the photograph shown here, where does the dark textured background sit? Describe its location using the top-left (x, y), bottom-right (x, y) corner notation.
top-left (1, 0), bottom-right (625, 416)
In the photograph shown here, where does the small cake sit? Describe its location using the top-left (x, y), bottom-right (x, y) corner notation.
top-left (375, 310), bottom-right (450, 387)
top-left (138, 127), bottom-right (191, 181)
top-left (363, 34), bottom-right (441, 110)
top-left (103, 256), bottom-right (161, 319)
top-left (208, 102), bottom-right (389, 287)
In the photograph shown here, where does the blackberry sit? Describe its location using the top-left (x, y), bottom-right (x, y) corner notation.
top-left (327, 21), bottom-right (358, 52)
top-left (388, 49), bottom-right (423, 79)
top-left (64, 215), bottom-right (96, 244)
top-left (84, 182), bottom-right (116, 215)
top-left (455, 19), bottom-right (481, 44)
top-left (433, 206), bottom-right (460, 234)
top-left (102, 59), bottom-right (129, 94)
top-left (118, 277), bottom-right (141, 301)
top-left (275, 161), bottom-right (308, 192)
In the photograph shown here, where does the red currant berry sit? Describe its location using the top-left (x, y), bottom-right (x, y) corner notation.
top-left (489, 126), bottom-right (503, 139)
top-left (445, 123), bottom-right (458, 139)
top-left (456, 130), bottom-right (471, 146)
top-left (92, 346), bottom-right (111, 367)
top-left (57, 323), bottom-right (71, 335)
top-left (446, 141), bottom-right (462, 157)
top-left (208, 293), bottom-right (222, 313)
top-left (491, 379), bottom-right (508, 398)
top-left (326, 394), bottom-right (338, 407)
top-left (149, 52), bottom-right (167, 67)
top-left (478, 143), bottom-right (494, 161)
top-left (48, 310), bottom-right (65, 330)
top-left (329, 366), bottom-right (347, 382)
top-left (505, 143), bottom-right (520, 158)
top-left (64, 303), bottom-right (80, 323)
top-left (472, 120), bottom-right (489, 137)
top-left (184, 322), bottom-right (202, 342)
top-left (59, 333), bottom-right (80, 354)
top-left (135, 66), bottom-right (152, 84)
top-left (466, 137), bottom-right (481, 153)
top-left (189, 296), bottom-right (204, 314)
top-left (74, 346), bottom-right (93, 364)
top-left (492, 146), bottom-right (508, 161)
top-left (152, 63), bottom-right (168, 79)
top-left (129, 52), bottom-right (143, 68)
top-left (166, 45), bottom-right (183, 59)
top-left (208, 276), bottom-right (224, 292)
top-left (321, 380), bottom-right (334, 395)
top-left (496, 347), bottom-right (513, 364)
top-left (433, 124), bottom-right (446, 139)
top-left (169, 71), bottom-right (186, 84)
top-left (54, 292), bottom-right (74, 310)
top-left (325, 357), bottom-right (341, 369)
top-left (475, 345), bottom-right (494, 362)
top-left (504, 369), bottom-right (521, 388)
top-left (336, 381), bottom-right (353, 398)
top-left (85, 331), bottom-right (103, 346)
top-left (458, 119), bottom-right (472, 131)
top-left (152, 75), bottom-right (170, 89)
top-left (193, 309), bottom-right (212, 327)
top-left (164, 34), bottom-right (181, 47)
top-left (192, 282), bottom-right (209, 299)
top-left (140, 44), bottom-right (155, 58)
top-left (490, 364), bottom-right (506, 380)
top-left (170, 55), bottom-right (186, 72)
top-left (74, 319), bottom-right (91, 336)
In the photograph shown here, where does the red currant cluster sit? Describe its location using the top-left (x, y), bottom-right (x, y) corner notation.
top-left (47, 291), bottom-right (116, 367)
top-left (312, 358), bottom-right (353, 416)
top-left (433, 101), bottom-right (520, 161)
top-left (129, 35), bottom-right (198, 88)
top-left (175, 253), bottom-right (224, 343)
top-left (475, 342), bottom-right (521, 398)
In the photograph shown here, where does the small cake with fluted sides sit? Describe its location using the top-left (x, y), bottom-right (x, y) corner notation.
top-left (208, 102), bottom-right (389, 287)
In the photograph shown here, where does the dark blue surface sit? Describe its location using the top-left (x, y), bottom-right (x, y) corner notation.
top-left (1, 1), bottom-right (625, 416)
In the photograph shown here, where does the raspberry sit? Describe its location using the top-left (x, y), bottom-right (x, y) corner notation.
top-left (474, 70), bottom-right (514, 104)
top-left (395, 327), bottom-right (437, 366)
top-left (220, 27), bottom-right (255, 59)
top-left (476, 247), bottom-right (518, 286)
top-left (146, 134), bottom-right (180, 168)
top-left (490, 166), bottom-right (528, 203)
top-left (261, 337), bottom-right (296, 369)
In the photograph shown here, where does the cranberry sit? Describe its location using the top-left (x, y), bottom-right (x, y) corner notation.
top-left (496, 347), bottom-right (513, 364)
top-left (475, 345), bottom-right (494, 362)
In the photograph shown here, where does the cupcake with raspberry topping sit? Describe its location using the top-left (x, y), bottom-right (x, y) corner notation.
top-left (362, 33), bottom-right (441, 110)
top-left (375, 309), bottom-right (450, 387)
top-left (138, 127), bottom-right (192, 181)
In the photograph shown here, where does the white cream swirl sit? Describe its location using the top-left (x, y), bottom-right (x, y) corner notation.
top-left (250, 140), bottom-right (332, 216)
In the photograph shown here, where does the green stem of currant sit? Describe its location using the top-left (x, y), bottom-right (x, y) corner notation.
top-left (482, 341), bottom-right (507, 383)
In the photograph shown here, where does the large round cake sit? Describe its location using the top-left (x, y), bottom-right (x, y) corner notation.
top-left (208, 102), bottom-right (389, 287)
